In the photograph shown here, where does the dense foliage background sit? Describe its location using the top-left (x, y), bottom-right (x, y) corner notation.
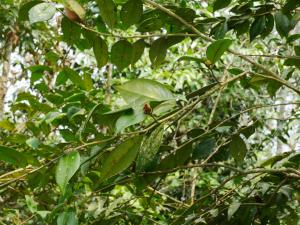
top-left (0, 0), bottom-right (300, 224)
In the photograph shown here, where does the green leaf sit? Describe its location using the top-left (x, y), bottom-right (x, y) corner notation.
top-left (156, 142), bottom-right (193, 172)
top-left (103, 105), bottom-right (132, 115)
top-left (67, 106), bottom-right (85, 120)
top-left (61, 17), bottom-right (81, 45)
top-left (25, 196), bottom-right (50, 219)
top-left (37, 211), bottom-right (50, 219)
top-left (250, 16), bottom-right (266, 41)
top-left (149, 38), bottom-right (167, 67)
top-left (206, 39), bottom-right (232, 64)
top-left (192, 138), bottom-right (216, 159)
top-left (44, 93), bottom-right (64, 105)
top-left (26, 137), bottom-right (40, 149)
top-left (56, 70), bottom-right (68, 86)
top-left (284, 58), bottom-right (300, 69)
top-left (295, 45), bottom-right (300, 56)
top-left (55, 151), bottom-right (80, 193)
top-left (176, 56), bottom-right (206, 65)
top-left (229, 135), bottom-right (247, 162)
top-left (93, 36), bottom-right (109, 68)
top-left (260, 152), bottom-right (292, 167)
top-left (228, 201), bottom-right (241, 220)
top-left (115, 107), bottom-right (146, 133)
top-left (149, 37), bottom-right (184, 66)
top-left (261, 14), bottom-right (274, 38)
top-left (274, 11), bottom-right (293, 37)
top-left (116, 79), bottom-right (175, 105)
top-left (57, 212), bottom-right (78, 225)
top-left (60, 129), bottom-right (78, 142)
top-left (98, 136), bottom-right (143, 181)
top-left (235, 20), bottom-right (250, 36)
top-left (96, 0), bottom-right (117, 29)
top-left (287, 34), bottom-right (300, 43)
top-left (136, 125), bottom-right (164, 172)
top-left (138, 15), bottom-right (164, 32)
top-left (45, 51), bottom-right (60, 64)
top-left (111, 40), bottom-right (133, 70)
top-left (279, 185), bottom-right (293, 200)
top-left (282, 0), bottom-right (300, 13)
top-left (25, 195), bottom-right (38, 213)
top-left (153, 99), bottom-right (177, 116)
top-left (267, 80), bottom-right (282, 97)
top-left (63, 68), bottom-right (84, 89)
top-left (240, 124), bottom-right (256, 138)
top-left (131, 39), bottom-right (145, 65)
top-left (213, 0), bottom-right (231, 12)
top-left (0, 146), bottom-right (27, 167)
top-left (19, 0), bottom-right (43, 21)
top-left (29, 65), bottom-right (52, 83)
top-left (28, 3), bottom-right (56, 24)
top-left (121, 0), bottom-right (143, 27)
top-left (211, 21), bottom-right (228, 39)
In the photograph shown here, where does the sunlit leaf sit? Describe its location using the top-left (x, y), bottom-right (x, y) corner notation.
top-left (228, 201), bottom-right (241, 220)
top-left (153, 100), bottom-right (177, 116)
top-left (115, 107), bottom-right (146, 133)
top-left (64, 0), bottom-right (86, 20)
top-left (116, 79), bottom-right (175, 105)
top-left (28, 3), bottom-right (56, 24)
top-left (26, 137), bottom-right (40, 149)
top-left (19, 1), bottom-right (43, 21)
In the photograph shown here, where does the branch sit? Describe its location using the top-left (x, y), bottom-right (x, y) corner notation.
top-left (141, 162), bottom-right (300, 178)
top-left (240, 54), bottom-right (300, 60)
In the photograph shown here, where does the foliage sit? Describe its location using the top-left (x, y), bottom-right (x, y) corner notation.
top-left (0, 0), bottom-right (300, 224)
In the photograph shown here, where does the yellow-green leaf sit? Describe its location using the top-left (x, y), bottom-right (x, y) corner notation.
top-left (116, 78), bottom-right (175, 105)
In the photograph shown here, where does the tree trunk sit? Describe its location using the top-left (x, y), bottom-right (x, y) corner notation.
top-left (0, 36), bottom-right (12, 120)
top-left (104, 63), bottom-right (113, 105)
